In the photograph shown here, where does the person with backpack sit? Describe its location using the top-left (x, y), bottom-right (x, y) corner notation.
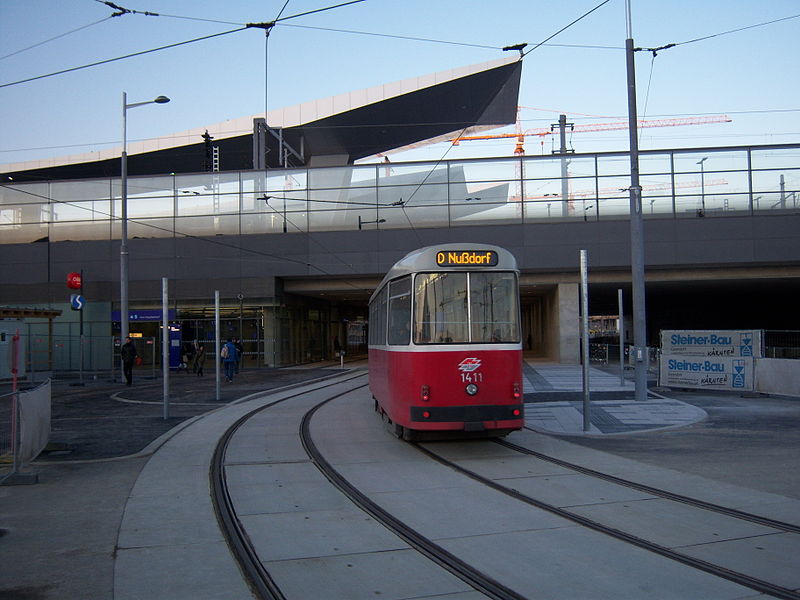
top-left (221, 338), bottom-right (238, 382)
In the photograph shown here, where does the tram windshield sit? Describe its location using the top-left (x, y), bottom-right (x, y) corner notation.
top-left (469, 272), bottom-right (519, 343)
top-left (413, 271), bottom-right (519, 344)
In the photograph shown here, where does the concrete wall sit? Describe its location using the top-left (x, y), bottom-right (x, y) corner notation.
top-left (556, 283), bottom-right (579, 364)
top-left (755, 359), bottom-right (800, 397)
top-left (1, 214), bottom-right (798, 367)
top-left (3, 214), bottom-right (800, 305)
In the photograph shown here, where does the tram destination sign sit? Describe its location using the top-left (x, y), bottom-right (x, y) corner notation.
top-left (436, 250), bottom-right (498, 267)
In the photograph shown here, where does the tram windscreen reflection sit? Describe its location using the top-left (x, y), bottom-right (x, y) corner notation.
top-left (414, 273), bottom-right (468, 344)
top-left (469, 272), bottom-right (519, 343)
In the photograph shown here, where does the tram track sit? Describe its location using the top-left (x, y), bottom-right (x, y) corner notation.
top-left (212, 381), bottom-right (798, 600)
top-left (499, 436), bottom-right (800, 535)
top-left (416, 438), bottom-right (800, 600)
top-left (209, 373), bottom-right (367, 600)
top-left (301, 395), bottom-right (526, 600)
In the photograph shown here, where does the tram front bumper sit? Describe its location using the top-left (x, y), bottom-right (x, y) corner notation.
top-left (410, 403), bottom-right (523, 426)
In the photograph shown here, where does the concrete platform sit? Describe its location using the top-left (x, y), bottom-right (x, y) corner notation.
top-left (522, 361), bottom-right (707, 435)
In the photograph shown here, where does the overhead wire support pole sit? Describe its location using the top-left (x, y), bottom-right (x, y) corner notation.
top-left (552, 114), bottom-right (574, 217)
top-left (625, 1), bottom-right (648, 402)
top-left (580, 250), bottom-right (591, 432)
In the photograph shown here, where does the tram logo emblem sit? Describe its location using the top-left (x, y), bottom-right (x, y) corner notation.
top-left (458, 358), bottom-right (482, 373)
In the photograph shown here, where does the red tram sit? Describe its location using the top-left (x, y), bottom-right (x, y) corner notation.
top-left (368, 244), bottom-right (524, 440)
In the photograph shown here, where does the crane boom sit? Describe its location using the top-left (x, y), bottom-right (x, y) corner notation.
top-left (451, 115), bottom-right (732, 145)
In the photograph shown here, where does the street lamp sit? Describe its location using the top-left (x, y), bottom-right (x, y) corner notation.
top-left (697, 156), bottom-right (708, 216)
top-left (120, 92), bottom-right (170, 353)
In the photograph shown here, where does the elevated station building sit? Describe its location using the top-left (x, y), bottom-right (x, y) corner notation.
top-left (2, 56), bottom-right (799, 370)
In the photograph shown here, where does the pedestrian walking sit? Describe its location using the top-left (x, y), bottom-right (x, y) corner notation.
top-left (177, 352), bottom-right (189, 373)
top-left (192, 339), bottom-right (200, 373)
top-left (221, 338), bottom-right (238, 382)
top-left (121, 336), bottom-right (137, 386)
top-left (234, 338), bottom-right (244, 374)
top-left (194, 344), bottom-right (206, 376)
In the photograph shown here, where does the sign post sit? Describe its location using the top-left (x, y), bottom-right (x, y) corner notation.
top-left (618, 289), bottom-right (625, 386)
top-left (68, 270), bottom-right (85, 386)
top-left (215, 291), bottom-right (221, 401)
top-left (161, 278), bottom-right (169, 420)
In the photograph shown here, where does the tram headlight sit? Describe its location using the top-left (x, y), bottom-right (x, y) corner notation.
top-left (465, 383), bottom-right (479, 396)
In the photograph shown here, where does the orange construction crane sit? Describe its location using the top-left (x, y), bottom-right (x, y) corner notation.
top-left (451, 114), bottom-right (732, 154)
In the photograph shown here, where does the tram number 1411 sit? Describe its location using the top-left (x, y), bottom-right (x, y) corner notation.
top-left (461, 372), bottom-right (484, 383)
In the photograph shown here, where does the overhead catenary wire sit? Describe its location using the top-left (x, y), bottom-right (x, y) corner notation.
top-left (279, 23), bottom-right (504, 51)
top-left (0, 27), bottom-right (248, 89)
top-left (521, 0), bottom-right (613, 58)
top-left (282, 21), bottom-right (622, 51)
top-left (2, 3), bottom-right (796, 164)
top-left (677, 12), bottom-right (800, 46)
top-left (394, 0), bottom-right (617, 234)
top-left (639, 53), bottom-right (658, 143)
top-left (0, 16), bottom-right (113, 61)
top-left (0, 0), bottom-right (369, 89)
top-left (636, 12), bottom-right (800, 56)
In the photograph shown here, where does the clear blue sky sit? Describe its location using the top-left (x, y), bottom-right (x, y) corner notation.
top-left (1, 0), bottom-right (798, 167)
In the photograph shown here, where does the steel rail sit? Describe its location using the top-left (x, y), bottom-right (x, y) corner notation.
top-left (210, 373), bottom-right (367, 600)
top-left (416, 442), bottom-right (800, 600)
top-left (300, 395), bottom-right (528, 600)
top-left (498, 437), bottom-right (800, 535)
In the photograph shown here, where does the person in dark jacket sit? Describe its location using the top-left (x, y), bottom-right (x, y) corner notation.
top-left (222, 338), bottom-right (238, 382)
top-left (121, 336), bottom-right (137, 386)
top-left (234, 338), bottom-right (244, 374)
top-left (194, 344), bottom-right (206, 377)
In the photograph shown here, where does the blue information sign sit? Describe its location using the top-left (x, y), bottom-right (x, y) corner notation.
top-left (70, 294), bottom-right (85, 311)
top-left (111, 309), bottom-right (176, 322)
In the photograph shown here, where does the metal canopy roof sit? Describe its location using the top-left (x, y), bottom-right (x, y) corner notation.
top-left (2, 58), bottom-right (522, 181)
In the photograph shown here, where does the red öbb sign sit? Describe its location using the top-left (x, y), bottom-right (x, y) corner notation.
top-left (66, 272), bottom-right (82, 289)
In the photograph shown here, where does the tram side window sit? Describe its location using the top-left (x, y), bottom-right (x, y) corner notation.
top-left (470, 272), bottom-right (519, 343)
top-left (369, 286), bottom-right (388, 345)
top-left (414, 272), bottom-right (469, 344)
top-left (387, 276), bottom-right (411, 345)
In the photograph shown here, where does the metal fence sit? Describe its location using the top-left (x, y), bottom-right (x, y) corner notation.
top-left (764, 330), bottom-right (800, 359)
top-left (0, 380), bottom-right (51, 485)
top-left (12, 330), bottom-right (289, 381)
top-left (589, 343), bottom-right (660, 371)
top-left (0, 391), bottom-right (12, 476)
top-left (1, 143), bottom-right (798, 244)
top-left (590, 332), bottom-right (800, 371)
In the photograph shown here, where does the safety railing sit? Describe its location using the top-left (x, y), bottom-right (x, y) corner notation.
top-left (589, 343), bottom-right (659, 373)
top-left (764, 330), bottom-right (800, 359)
top-left (1, 143), bottom-right (798, 244)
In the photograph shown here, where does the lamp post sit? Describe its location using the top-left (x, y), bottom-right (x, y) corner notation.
top-left (697, 156), bottom-right (708, 216)
top-left (120, 92), bottom-right (170, 356)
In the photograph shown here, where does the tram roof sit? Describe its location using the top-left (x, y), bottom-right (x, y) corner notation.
top-left (370, 244), bottom-right (518, 303)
